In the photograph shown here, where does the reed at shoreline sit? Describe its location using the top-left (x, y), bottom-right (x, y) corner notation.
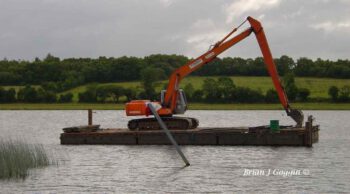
top-left (0, 139), bottom-right (54, 180)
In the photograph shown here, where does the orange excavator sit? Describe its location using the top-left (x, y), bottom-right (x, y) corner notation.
top-left (125, 16), bottom-right (304, 130)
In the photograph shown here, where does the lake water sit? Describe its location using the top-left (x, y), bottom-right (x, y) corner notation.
top-left (0, 110), bottom-right (349, 193)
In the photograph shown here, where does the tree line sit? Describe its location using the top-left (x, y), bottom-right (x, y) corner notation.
top-left (1, 54), bottom-right (350, 89)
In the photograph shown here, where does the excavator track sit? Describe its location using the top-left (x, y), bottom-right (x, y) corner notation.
top-left (128, 117), bottom-right (199, 131)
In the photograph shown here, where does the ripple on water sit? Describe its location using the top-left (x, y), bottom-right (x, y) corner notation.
top-left (0, 110), bottom-right (349, 193)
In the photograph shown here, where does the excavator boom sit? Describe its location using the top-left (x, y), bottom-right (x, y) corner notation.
top-left (126, 16), bottom-right (304, 129)
top-left (247, 17), bottom-right (304, 127)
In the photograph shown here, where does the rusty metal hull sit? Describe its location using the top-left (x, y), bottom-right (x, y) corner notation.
top-left (60, 124), bottom-right (319, 147)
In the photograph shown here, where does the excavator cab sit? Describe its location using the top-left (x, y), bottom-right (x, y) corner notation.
top-left (161, 89), bottom-right (188, 114)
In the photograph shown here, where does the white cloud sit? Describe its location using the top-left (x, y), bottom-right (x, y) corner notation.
top-left (191, 19), bottom-right (216, 30)
top-left (310, 21), bottom-right (350, 33)
top-left (225, 0), bottom-right (280, 23)
top-left (185, 19), bottom-right (227, 56)
top-left (187, 31), bottom-right (226, 45)
top-left (186, 31), bottom-right (227, 56)
top-left (258, 14), bottom-right (265, 20)
top-left (159, 0), bottom-right (173, 7)
top-left (283, 7), bottom-right (303, 19)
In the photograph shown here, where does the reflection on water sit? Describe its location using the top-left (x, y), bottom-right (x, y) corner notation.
top-left (0, 110), bottom-right (349, 193)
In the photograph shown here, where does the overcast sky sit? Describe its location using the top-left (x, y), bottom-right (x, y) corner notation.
top-left (0, 0), bottom-right (349, 60)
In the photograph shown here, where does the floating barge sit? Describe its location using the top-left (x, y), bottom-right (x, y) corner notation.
top-left (60, 116), bottom-right (319, 147)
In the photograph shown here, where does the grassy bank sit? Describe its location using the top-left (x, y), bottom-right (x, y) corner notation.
top-left (1, 102), bottom-right (350, 110)
top-left (0, 139), bottom-right (54, 180)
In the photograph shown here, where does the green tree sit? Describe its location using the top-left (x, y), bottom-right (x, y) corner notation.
top-left (265, 89), bottom-right (279, 103)
top-left (44, 53), bottom-right (60, 63)
top-left (283, 73), bottom-right (298, 101)
top-left (0, 88), bottom-right (16, 103)
top-left (96, 85), bottom-right (126, 103)
top-left (338, 85), bottom-right (350, 102)
top-left (6, 88), bottom-right (16, 102)
top-left (109, 86), bottom-right (125, 103)
top-left (140, 67), bottom-right (165, 100)
top-left (231, 87), bottom-right (264, 103)
top-left (58, 93), bottom-right (73, 103)
top-left (0, 72), bottom-right (20, 85)
top-left (17, 86), bottom-right (39, 102)
top-left (145, 54), bottom-right (189, 76)
top-left (41, 82), bottom-right (59, 92)
top-left (124, 88), bottom-right (137, 102)
top-left (184, 83), bottom-right (195, 100)
top-left (192, 89), bottom-right (204, 102)
top-left (0, 87), bottom-right (6, 103)
top-left (297, 88), bottom-right (310, 102)
top-left (0, 87), bottom-right (16, 103)
top-left (60, 71), bottom-right (84, 91)
top-left (96, 86), bottom-right (110, 102)
top-left (202, 78), bottom-right (219, 102)
top-left (294, 57), bottom-right (315, 76)
top-left (217, 77), bottom-right (235, 101)
top-left (275, 55), bottom-right (294, 75)
top-left (37, 88), bottom-right (57, 103)
top-left (328, 86), bottom-right (339, 102)
top-left (78, 84), bottom-right (98, 102)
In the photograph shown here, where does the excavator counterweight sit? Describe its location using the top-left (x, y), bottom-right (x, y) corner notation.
top-left (125, 16), bottom-right (304, 130)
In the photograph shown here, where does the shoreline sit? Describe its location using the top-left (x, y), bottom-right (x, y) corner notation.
top-left (1, 103), bottom-right (350, 110)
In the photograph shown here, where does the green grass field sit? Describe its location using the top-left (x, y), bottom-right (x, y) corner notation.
top-left (4, 76), bottom-right (350, 99)
top-left (2, 85), bottom-right (39, 92)
top-left (181, 76), bottom-right (350, 98)
top-left (52, 76), bottom-right (350, 101)
top-left (1, 102), bottom-right (350, 110)
top-left (2, 76), bottom-right (350, 108)
top-left (60, 81), bottom-right (141, 101)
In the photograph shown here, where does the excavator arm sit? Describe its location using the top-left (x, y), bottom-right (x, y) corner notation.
top-left (162, 16), bottom-right (304, 127)
top-left (247, 17), bottom-right (304, 127)
top-left (126, 16), bottom-right (304, 128)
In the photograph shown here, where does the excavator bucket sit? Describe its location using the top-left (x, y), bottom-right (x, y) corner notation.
top-left (288, 109), bottom-right (304, 128)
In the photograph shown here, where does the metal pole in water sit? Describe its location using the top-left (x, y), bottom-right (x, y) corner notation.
top-left (88, 109), bottom-right (92, 126)
top-left (147, 103), bottom-right (190, 166)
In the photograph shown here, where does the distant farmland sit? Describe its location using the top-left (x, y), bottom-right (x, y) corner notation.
top-left (3, 76), bottom-right (350, 102)
top-left (40, 76), bottom-right (350, 102)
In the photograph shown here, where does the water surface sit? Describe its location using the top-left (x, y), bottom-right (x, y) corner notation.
top-left (0, 110), bottom-right (349, 193)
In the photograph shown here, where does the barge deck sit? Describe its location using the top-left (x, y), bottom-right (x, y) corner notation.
top-left (60, 117), bottom-right (319, 147)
